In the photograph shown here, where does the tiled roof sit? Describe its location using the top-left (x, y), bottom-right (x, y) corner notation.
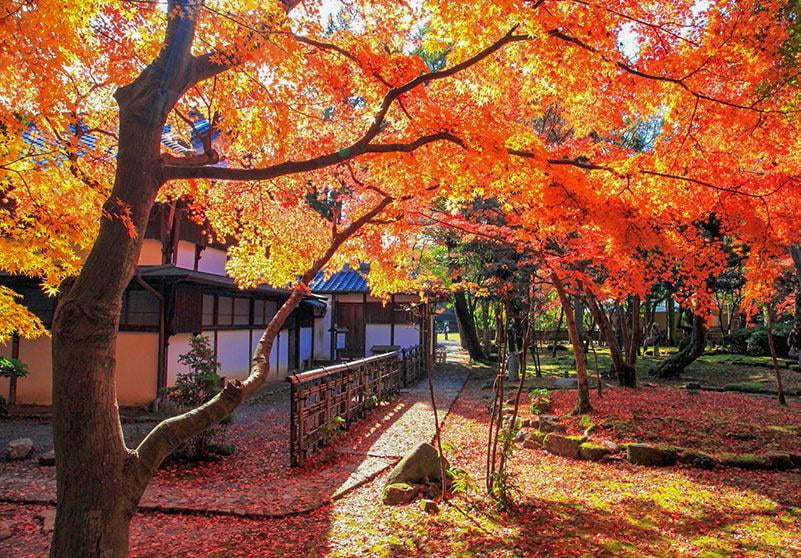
top-left (23, 114), bottom-right (219, 160)
top-left (138, 264), bottom-right (290, 297)
top-left (311, 264), bottom-right (369, 293)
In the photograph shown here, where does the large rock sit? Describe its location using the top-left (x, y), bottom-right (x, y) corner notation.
top-left (554, 378), bottom-right (578, 389)
top-left (765, 452), bottom-right (795, 471)
top-left (0, 521), bottom-right (11, 540)
top-left (718, 453), bottom-right (771, 470)
top-left (384, 442), bottom-right (449, 487)
top-left (523, 430), bottom-right (547, 449)
top-left (382, 483), bottom-right (417, 505)
top-left (6, 438), bottom-right (33, 460)
top-left (420, 499), bottom-right (439, 514)
top-left (578, 442), bottom-right (610, 461)
top-left (534, 415), bottom-right (566, 433)
top-left (626, 443), bottom-right (677, 466)
top-left (543, 434), bottom-right (583, 459)
top-left (677, 449), bottom-right (716, 469)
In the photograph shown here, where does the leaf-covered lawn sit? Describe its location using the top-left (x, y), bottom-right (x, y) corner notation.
top-left (527, 347), bottom-right (801, 391)
top-left (3, 368), bottom-right (800, 557)
top-left (546, 385), bottom-right (801, 454)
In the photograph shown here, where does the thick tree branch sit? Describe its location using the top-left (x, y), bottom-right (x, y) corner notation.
top-left (163, 132), bottom-right (463, 181)
top-left (166, 28), bottom-right (522, 181)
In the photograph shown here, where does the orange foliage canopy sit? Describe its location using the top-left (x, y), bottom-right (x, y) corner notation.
top-left (1, 0), bottom-right (800, 337)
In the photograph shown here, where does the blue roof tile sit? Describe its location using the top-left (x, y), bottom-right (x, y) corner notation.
top-left (311, 264), bottom-right (369, 293)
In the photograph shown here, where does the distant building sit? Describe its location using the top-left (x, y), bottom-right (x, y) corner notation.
top-left (1, 207), bottom-right (429, 408)
top-left (310, 264), bottom-right (427, 361)
top-left (0, 204), bottom-right (323, 407)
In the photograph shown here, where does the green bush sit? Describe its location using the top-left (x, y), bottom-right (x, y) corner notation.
top-left (724, 323), bottom-right (791, 356)
top-left (745, 323), bottom-right (791, 356)
top-left (0, 356), bottom-right (28, 378)
top-left (726, 328), bottom-right (751, 354)
top-left (162, 335), bottom-right (230, 461)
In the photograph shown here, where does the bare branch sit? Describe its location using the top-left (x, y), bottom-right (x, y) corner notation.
top-left (547, 29), bottom-right (788, 114)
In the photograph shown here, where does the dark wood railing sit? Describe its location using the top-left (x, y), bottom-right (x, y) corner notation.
top-left (287, 345), bottom-right (424, 466)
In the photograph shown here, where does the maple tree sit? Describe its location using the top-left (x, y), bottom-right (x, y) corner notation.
top-left (2, 0), bottom-right (801, 556)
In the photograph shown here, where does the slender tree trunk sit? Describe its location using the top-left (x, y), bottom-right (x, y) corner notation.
top-left (587, 296), bottom-right (636, 387)
top-left (531, 326), bottom-right (542, 377)
top-left (574, 298), bottom-right (586, 353)
top-left (667, 295), bottom-right (676, 345)
top-left (626, 296), bottom-right (640, 365)
top-left (766, 305), bottom-right (787, 406)
top-left (453, 289), bottom-right (485, 361)
top-left (651, 313), bottom-right (706, 378)
top-left (480, 298), bottom-right (491, 353)
top-left (551, 306), bottom-right (564, 357)
top-left (790, 245), bottom-right (801, 365)
top-left (552, 275), bottom-right (591, 414)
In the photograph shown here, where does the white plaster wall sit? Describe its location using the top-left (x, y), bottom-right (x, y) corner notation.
top-left (14, 335), bottom-right (53, 405)
top-left (313, 296), bottom-right (332, 360)
top-left (366, 323), bottom-right (392, 354)
top-left (216, 330), bottom-right (251, 381)
top-left (269, 331), bottom-right (279, 373)
top-left (175, 240), bottom-right (196, 270)
top-left (166, 332), bottom-right (194, 387)
top-left (299, 327), bottom-right (312, 369)
top-left (275, 329), bottom-right (290, 376)
top-left (116, 332), bottom-right (159, 405)
top-left (197, 246), bottom-right (227, 276)
top-left (9, 333), bottom-right (158, 406)
top-left (394, 324), bottom-right (421, 349)
top-left (139, 238), bottom-right (163, 265)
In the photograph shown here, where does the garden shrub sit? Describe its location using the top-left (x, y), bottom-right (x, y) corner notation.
top-left (162, 335), bottom-right (230, 462)
top-left (725, 322), bottom-right (791, 356)
top-left (0, 356), bottom-right (28, 379)
top-left (0, 357), bottom-right (28, 417)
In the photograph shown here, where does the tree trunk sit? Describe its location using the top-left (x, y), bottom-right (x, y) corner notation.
top-left (574, 298), bottom-right (585, 353)
top-left (50, 106), bottom-right (164, 557)
top-left (766, 304), bottom-right (787, 406)
top-left (791, 245), bottom-right (801, 365)
top-left (587, 296), bottom-right (636, 387)
top-left (650, 313), bottom-right (706, 378)
top-left (625, 296), bottom-right (640, 365)
top-left (667, 295), bottom-right (676, 345)
top-left (551, 306), bottom-right (564, 357)
top-left (552, 275), bottom-right (591, 414)
top-left (49, 6), bottom-right (209, 552)
top-left (453, 290), bottom-right (485, 360)
top-left (480, 298), bottom-right (491, 353)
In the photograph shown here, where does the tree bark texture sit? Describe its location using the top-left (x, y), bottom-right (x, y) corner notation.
top-left (552, 275), bottom-right (591, 414)
top-left (650, 313), bottom-right (706, 378)
top-left (587, 296), bottom-right (636, 387)
top-left (454, 289), bottom-right (486, 361)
